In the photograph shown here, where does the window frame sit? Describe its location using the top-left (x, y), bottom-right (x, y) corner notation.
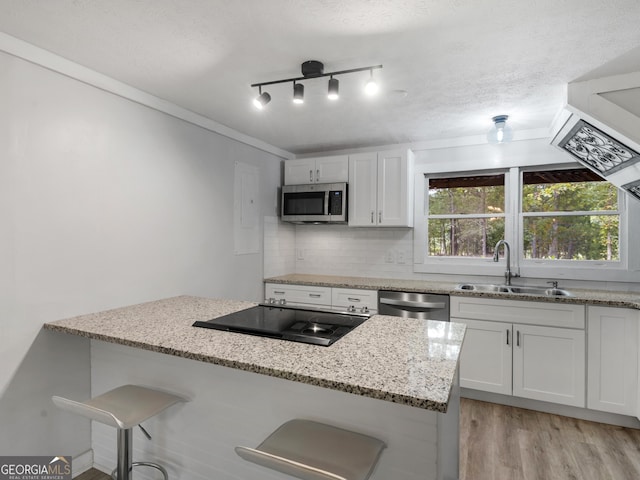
top-left (413, 164), bottom-right (636, 281)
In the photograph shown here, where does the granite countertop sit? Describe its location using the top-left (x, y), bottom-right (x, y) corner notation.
top-left (265, 274), bottom-right (640, 310)
top-left (43, 295), bottom-right (465, 413)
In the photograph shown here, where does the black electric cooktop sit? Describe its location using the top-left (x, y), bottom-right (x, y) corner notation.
top-left (192, 304), bottom-right (369, 346)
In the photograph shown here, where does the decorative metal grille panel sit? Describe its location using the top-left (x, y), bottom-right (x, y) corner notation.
top-left (624, 179), bottom-right (640, 201)
top-left (559, 120), bottom-right (640, 176)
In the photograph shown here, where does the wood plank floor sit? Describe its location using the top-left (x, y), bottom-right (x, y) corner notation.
top-left (460, 398), bottom-right (640, 480)
top-left (74, 398), bottom-right (640, 480)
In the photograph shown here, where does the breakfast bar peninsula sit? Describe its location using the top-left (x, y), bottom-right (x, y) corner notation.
top-left (44, 295), bottom-right (465, 480)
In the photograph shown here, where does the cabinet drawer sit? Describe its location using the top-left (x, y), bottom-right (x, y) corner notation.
top-left (450, 296), bottom-right (585, 329)
top-left (265, 283), bottom-right (331, 306)
top-left (331, 288), bottom-right (378, 312)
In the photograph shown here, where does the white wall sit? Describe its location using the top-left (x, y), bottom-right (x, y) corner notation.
top-left (0, 50), bottom-right (282, 457)
top-left (272, 139), bottom-right (640, 292)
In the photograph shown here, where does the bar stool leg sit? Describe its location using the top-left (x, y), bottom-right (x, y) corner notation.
top-left (114, 428), bottom-right (133, 480)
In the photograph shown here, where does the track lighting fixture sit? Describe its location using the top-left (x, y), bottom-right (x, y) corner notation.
top-left (253, 86), bottom-right (271, 110)
top-left (487, 115), bottom-right (513, 144)
top-left (293, 82), bottom-right (304, 104)
top-left (251, 61), bottom-right (382, 109)
top-left (328, 76), bottom-right (339, 100)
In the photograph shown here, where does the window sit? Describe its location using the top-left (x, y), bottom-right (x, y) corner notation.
top-left (521, 169), bottom-right (620, 262)
top-left (427, 173), bottom-right (506, 258)
top-left (415, 164), bottom-right (633, 280)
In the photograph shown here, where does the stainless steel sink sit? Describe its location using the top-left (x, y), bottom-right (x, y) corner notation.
top-left (455, 283), bottom-right (573, 297)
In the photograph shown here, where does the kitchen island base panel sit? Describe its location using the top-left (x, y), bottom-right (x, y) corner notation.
top-left (90, 340), bottom-right (459, 480)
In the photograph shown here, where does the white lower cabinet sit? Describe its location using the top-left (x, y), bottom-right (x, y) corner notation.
top-left (452, 296), bottom-right (586, 408)
top-left (264, 283), bottom-right (331, 307)
top-left (264, 283), bottom-right (377, 312)
top-left (587, 306), bottom-right (639, 416)
top-left (457, 318), bottom-right (512, 395)
top-left (331, 287), bottom-right (378, 313)
top-left (513, 324), bottom-right (585, 407)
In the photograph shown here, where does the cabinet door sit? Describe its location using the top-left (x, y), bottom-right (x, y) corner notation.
top-left (284, 159), bottom-right (315, 185)
top-left (315, 155), bottom-right (349, 183)
top-left (377, 150), bottom-right (411, 226)
top-left (454, 318), bottom-right (512, 395)
top-left (513, 324), bottom-right (585, 407)
top-left (348, 152), bottom-right (378, 226)
top-left (587, 306), bottom-right (638, 416)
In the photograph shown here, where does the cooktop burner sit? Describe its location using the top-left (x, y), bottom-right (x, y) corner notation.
top-left (192, 304), bottom-right (369, 346)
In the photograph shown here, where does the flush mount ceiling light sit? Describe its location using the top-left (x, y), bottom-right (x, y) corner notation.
top-left (251, 61), bottom-right (382, 109)
top-left (487, 115), bottom-right (513, 144)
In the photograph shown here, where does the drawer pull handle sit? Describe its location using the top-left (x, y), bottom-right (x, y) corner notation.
top-left (274, 291), bottom-right (285, 295)
top-left (347, 297), bottom-right (361, 302)
top-left (379, 298), bottom-right (446, 309)
top-left (309, 293), bottom-right (321, 298)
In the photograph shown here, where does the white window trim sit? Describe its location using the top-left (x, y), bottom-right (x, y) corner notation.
top-left (413, 165), bottom-right (639, 282)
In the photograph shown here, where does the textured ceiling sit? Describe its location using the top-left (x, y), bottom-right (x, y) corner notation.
top-left (0, 0), bottom-right (639, 154)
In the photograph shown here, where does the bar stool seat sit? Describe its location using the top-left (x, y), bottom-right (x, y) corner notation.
top-left (53, 384), bottom-right (187, 480)
top-left (235, 419), bottom-right (386, 480)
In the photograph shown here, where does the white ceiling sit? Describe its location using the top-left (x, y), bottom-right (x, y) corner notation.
top-left (1, 0), bottom-right (639, 155)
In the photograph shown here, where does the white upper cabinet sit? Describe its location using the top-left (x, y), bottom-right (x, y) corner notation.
top-left (348, 149), bottom-right (414, 227)
top-left (284, 156), bottom-right (349, 185)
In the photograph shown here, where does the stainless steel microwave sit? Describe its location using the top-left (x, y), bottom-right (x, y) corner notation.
top-left (281, 182), bottom-right (347, 223)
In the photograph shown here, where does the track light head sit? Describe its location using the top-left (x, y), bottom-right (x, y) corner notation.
top-left (328, 77), bottom-right (339, 100)
top-left (293, 82), bottom-right (304, 104)
top-left (253, 89), bottom-right (271, 110)
top-left (364, 69), bottom-right (379, 96)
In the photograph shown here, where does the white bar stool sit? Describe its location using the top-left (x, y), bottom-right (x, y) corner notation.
top-left (235, 419), bottom-right (386, 480)
top-left (52, 384), bottom-right (187, 480)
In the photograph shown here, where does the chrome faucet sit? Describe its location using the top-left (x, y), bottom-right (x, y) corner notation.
top-left (493, 240), bottom-right (519, 285)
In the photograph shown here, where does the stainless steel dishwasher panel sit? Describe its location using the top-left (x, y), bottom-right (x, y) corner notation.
top-left (377, 291), bottom-right (450, 321)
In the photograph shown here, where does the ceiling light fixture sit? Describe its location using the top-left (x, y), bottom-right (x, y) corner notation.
top-left (251, 61), bottom-right (382, 109)
top-left (293, 82), bottom-right (304, 104)
top-left (487, 115), bottom-right (513, 144)
top-left (253, 86), bottom-right (271, 110)
top-left (328, 76), bottom-right (339, 100)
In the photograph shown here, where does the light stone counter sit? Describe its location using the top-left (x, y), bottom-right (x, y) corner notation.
top-left (43, 295), bottom-right (465, 413)
top-left (265, 273), bottom-right (640, 310)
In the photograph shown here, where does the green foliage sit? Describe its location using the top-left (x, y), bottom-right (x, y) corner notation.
top-left (522, 181), bottom-right (619, 260)
top-left (427, 178), bottom-right (619, 261)
top-left (428, 184), bottom-right (505, 256)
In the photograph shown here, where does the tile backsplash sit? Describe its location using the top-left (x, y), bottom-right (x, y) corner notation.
top-left (294, 224), bottom-right (416, 278)
top-left (264, 218), bottom-right (640, 292)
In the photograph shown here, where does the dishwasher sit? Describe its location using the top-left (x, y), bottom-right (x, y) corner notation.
top-left (378, 290), bottom-right (450, 321)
